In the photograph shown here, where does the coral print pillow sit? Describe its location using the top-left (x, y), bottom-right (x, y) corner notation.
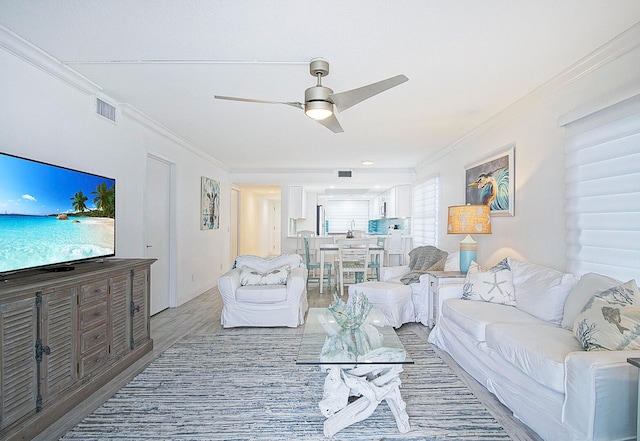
top-left (261, 266), bottom-right (290, 285)
top-left (240, 265), bottom-right (290, 286)
top-left (574, 279), bottom-right (640, 351)
top-left (462, 258), bottom-right (516, 306)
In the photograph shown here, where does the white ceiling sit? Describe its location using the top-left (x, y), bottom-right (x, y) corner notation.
top-left (1, 1), bottom-right (639, 189)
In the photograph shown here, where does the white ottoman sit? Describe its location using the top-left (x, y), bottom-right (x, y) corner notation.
top-left (348, 281), bottom-right (415, 328)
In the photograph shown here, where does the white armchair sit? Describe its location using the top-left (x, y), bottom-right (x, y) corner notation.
top-left (217, 254), bottom-right (308, 328)
top-left (377, 250), bottom-right (460, 326)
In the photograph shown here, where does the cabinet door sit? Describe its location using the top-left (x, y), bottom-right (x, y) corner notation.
top-left (395, 185), bottom-right (412, 218)
top-left (0, 297), bottom-right (37, 430)
top-left (289, 186), bottom-right (307, 219)
top-left (40, 286), bottom-right (77, 403)
top-left (131, 267), bottom-right (150, 348)
top-left (110, 273), bottom-right (130, 359)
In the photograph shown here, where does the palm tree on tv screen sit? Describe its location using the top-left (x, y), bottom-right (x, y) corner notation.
top-left (70, 191), bottom-right (88, 213)
top-left (92, 182), bottom-right (115, 218)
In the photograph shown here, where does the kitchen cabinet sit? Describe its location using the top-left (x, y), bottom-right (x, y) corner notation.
top-left (0, 258), bottom-right (154, 440)
top-left (289, 186), bottom-right (307, 219)
top-left (375, 185), bottom-right (412, 219)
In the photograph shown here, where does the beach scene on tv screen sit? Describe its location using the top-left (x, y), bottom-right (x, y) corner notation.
top-left (0, 154), bottom-right (115, 273)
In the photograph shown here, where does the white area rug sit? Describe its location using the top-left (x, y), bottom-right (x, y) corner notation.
top-left (61, 330), bottom-right (510, 440)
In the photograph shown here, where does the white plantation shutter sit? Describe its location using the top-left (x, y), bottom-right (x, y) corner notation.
top-left (411, 175), bottom-right (439, 247)
top-left (562, 94), bottom-right (640, 283)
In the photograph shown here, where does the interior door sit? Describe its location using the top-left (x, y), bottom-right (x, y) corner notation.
top-left (270, 200), bottom-right (281, 256)
top-left (230, 188), bottom-right (239, 267)
top-left (145, 154), bottom-right (173, 315)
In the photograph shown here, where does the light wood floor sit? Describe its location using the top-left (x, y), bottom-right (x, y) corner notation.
top-left (38, 282), bottom-right (542, 441)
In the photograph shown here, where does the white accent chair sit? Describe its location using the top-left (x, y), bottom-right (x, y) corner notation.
top-left (217, 254), bottom-right (308, 328)
top-left (348, 250), bottom-right (460, 328)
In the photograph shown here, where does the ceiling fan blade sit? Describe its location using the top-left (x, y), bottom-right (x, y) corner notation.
top-left (214, 95), bottom-right (303, 110)
top-left (329, 74), bottom-right (408, 113)
top-left (315, 113), bottom-right (344, 133)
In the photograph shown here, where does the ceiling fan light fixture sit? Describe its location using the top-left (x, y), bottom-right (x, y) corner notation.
top-left (305, 101), bottom-right (333, 120)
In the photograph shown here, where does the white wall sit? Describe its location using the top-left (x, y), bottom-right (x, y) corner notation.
top-left (416, 35), bottom-right (640, 272)
top-left (0, 41), bottom-right (230, 307)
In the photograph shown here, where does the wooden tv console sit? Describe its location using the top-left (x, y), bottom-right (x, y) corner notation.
top-left (0, 258), bottom-right (155, 440)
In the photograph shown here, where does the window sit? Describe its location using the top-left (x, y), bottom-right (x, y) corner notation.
top-left (324, 200), bottom-right (369, 233)
top-left (561, 93), bottom-right (640, 282)
top-left (411, 174), bottom-right (439, 247)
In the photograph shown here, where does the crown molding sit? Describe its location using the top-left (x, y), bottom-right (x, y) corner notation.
top-left (0, 25), bottom-right (228, 171)
top-left (120, 104), bottom-right (228, 171)
top-left (0, 25), bottom-right (102, 95)
top-left (416, 21), bottom-right (640, 171)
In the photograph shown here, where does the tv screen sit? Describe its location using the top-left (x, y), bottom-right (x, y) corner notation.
top-left (0, 152), bottom-right (115, 275)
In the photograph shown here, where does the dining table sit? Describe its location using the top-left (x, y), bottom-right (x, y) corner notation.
top-left (318, 241), bottom-right (384, 293)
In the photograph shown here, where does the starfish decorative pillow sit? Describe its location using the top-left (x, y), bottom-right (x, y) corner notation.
top-left (462, 258), bottom-right (516, 306)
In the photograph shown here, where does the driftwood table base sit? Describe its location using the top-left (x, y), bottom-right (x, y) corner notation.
top-left (318, 363), bottom-right (410, 437)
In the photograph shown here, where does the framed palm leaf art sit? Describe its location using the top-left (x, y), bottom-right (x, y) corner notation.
top-left (465, 143), bottom-right (515, 216)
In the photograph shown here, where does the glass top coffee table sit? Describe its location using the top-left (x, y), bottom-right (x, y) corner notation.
top-left (296, 307), bottom-right (414, 437)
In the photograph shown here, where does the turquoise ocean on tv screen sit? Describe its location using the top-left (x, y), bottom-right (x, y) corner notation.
top-left (0, 215), bottom-right (114, 273)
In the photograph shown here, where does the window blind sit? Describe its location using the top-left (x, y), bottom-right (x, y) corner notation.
top-left (411, 175), bottom-right (439, 247)
top-left (562, 94), bottom-right (640, 283)
top-left (324, 200), bottom-right (370, 233)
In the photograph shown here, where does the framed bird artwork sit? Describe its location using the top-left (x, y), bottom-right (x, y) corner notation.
top-left (465, 143), bottom-right (515, 216)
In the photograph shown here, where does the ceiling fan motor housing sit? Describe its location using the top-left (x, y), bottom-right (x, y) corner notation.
top-left (305, 85), bottom-right (333, 103)
top-left (304, 85), bottom-right (334, 119)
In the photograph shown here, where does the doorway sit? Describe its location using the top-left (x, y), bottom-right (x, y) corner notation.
top-left (235, 185), bottom-right (281, 257)
top-left (145, 154), bottom-right (175, 315)
top-left (230, 187), bottom-right (240, 267)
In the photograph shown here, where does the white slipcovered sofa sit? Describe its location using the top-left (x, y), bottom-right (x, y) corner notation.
top-left (217, 254), bottom-right (308, 328)
top-left (428, 257), bottom-right (640, 441)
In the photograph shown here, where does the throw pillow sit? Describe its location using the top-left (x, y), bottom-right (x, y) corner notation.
top-left (261, 265), bottom-right (290, 285)
top-left (462, 258), bottom-right (516, 306)
top-left (444, 251), bottom-right (460, 271)
top-left (561, 273), bottom-right (623, 330)
top-left (573, 279), bottom-right (640, 351)
top-left (508, 257), bottom-right (577, 325)
top-left (240, 265), bottom-right (290, 286)
top-left (240, 268), bottom-right (264, 286)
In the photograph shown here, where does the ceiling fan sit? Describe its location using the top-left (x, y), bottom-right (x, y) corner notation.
top-left (214, 58), bottom-right (408, 133)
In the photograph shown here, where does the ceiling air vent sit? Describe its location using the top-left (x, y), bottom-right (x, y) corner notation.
top-left (96, 98), bottom-right (116, 122)
top-left (337, 170), bottom-right (352, 178)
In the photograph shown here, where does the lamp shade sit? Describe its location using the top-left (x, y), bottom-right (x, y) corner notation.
top-left (447, 205), bottom-right (491, 235)
top-left (447, 205), bottom-right (491, 273)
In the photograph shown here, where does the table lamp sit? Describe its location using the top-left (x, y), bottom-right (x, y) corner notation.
top-left (447, 205), bottom-right (492, 273)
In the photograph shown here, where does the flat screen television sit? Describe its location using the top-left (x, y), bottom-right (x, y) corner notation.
top-left (0, 152), bottom-right (115, 276)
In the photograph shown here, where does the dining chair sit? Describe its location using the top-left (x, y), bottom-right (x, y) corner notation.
top-left (367, 236), bottom-right (386, 281)
top-left (384, 229), bottom-right (405, 266)
top-left (336, 239), bottom-right (370, 297)
top-left (304, 237), bottom-right (332, 289)
top-left (297, 230), bottom-right (316, 259)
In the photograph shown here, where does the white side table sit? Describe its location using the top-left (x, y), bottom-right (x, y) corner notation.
top-left (426, 271), bottom-right (466, 327)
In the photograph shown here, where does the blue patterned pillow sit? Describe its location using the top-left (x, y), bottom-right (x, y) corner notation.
top-left (573, 279), bottom-right (640, 351)
top-left (462, 258), bottom-right (516, 306)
